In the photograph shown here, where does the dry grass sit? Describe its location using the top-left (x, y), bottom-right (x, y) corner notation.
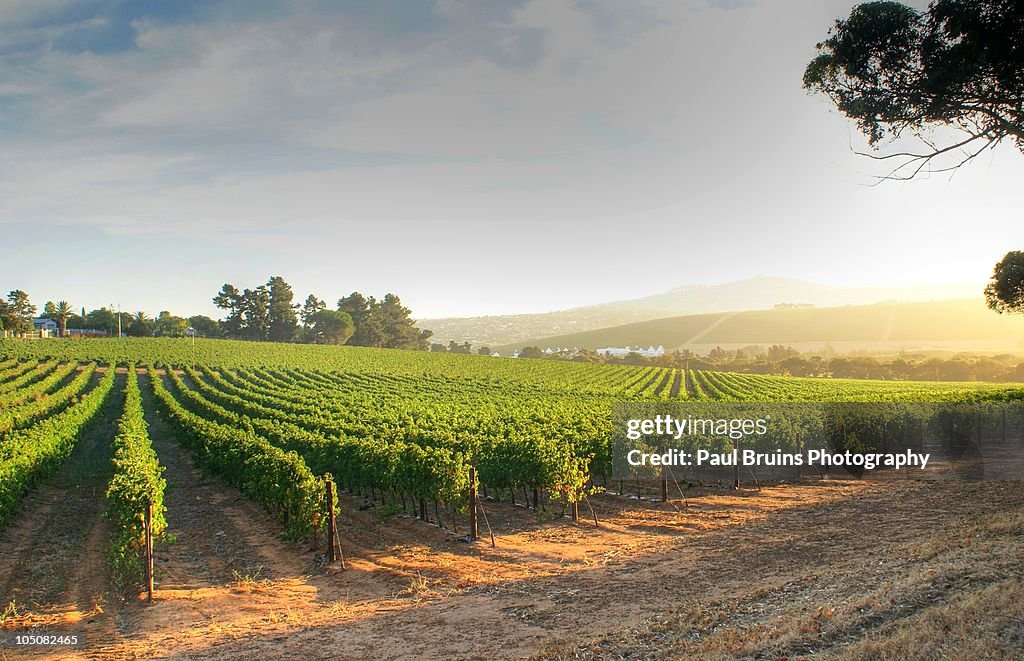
top-left (537, 507), bottom-right (1024, 660)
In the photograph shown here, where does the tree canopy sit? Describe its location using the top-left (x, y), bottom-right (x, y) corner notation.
top-left (985, 251), bottom-right (1024, 314)
top-left (305, 309), bottom-right (355, 345)
top-left (213, 278), bottom-right (431, 349)
top-left (0, 290), bottom-right (36, 334)
top-left (804, 0), bottom-right (1024, 180)
top-left (266, 276), bottom-right (299, 342)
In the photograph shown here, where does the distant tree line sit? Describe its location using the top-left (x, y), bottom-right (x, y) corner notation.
top-left (212, 277), bottom-right (431, 348)
top-left (430, 340), bottom-right (495, 356)
top-left (0, 276), bottom-right (432, 350)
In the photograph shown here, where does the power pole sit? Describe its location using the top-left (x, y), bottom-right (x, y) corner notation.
top-left (111, 303), bottom-right (122, 337)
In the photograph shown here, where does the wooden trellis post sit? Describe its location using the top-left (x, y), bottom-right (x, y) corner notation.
top-left (469, 467), bottom-right (479, 540)
top-left (145, 501), bottom-right (154, 602)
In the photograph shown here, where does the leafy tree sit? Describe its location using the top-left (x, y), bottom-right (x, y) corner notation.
top-left (335, 292), bottom-right (431, 350)
top-left (154, 311), bottom-right (188, 337)
top-left (337, 293), bottom-right (381, 347)
top-left (127, 311), bottom-right (154, 337)
top-left (306, 309), bottom-right (355, 345)
top-left (213, 284), bottom-right (244, 338)
top-left (240, 286), bottom-right (271, 341)
top-left (478, 346), bottom-right (493, 356)
top-left (430, 343), bottom-right (448, 353)
top-left (85, 308), bottom-right (117, 335)
top-left (985, 250), bottom-right (1024, 313)
top-left (804, 1), bottom-right (1024, 180)
top-left (0, 290), bottom-right (36, 334)
top-left (767, 345), bottom-right (799, 362)
top-left (780, 356), bottom-right (814, 377)
top-left (266, 276), bottom-right (299, 342)
top-left (300, 294), bottom-right (327, 328)
top-left (518, 346), bottom-right (544, 359)
top-left (339, 294), bottom-right (376, 347)
top-left (377, 294), bottom-right (426, 350)
top-left (448, 340), bottom-right (472, 354)
top-left (187, 315), bottom-right (220, 338)
top-left (65, 312), bottom-right (85, 332)
top-left (42, 301), bottom-right (57, 319)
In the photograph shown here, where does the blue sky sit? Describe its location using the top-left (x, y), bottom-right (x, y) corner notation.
top-left (1, 0), bottom-right (1021, 319)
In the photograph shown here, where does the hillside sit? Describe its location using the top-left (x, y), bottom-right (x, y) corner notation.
top-left (494, 299), bottom-right (1024, 354)
top-left (419, 277), bottom-right (978, 346)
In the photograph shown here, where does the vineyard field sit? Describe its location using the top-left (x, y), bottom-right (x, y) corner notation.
top-left (0, 338), bottom-right (1021, 659)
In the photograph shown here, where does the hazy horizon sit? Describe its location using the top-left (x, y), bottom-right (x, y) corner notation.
top-left (420, 276), bottom-right (986, 321)
top-left (3, 0), bottom-right (1022, 319)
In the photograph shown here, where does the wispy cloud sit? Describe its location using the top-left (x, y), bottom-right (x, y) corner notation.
top-left (0, 0), bottom-right (1019, 318)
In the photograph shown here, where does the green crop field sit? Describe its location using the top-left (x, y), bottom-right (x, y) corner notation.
top-left (2, 337), bottom-right (1021, 538)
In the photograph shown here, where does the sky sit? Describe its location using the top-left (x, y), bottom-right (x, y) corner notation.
top-left (1, 0), bottom-right (1022, 319)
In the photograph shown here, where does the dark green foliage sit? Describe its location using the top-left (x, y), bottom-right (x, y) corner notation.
top-left (0, 290), bottom-right (36, 334)
top-left (241, 286), bottom-right (271, 341)
top-left (187, 315), bottom-right (220, 338)
top-left (338, 292), bottom-right (382, 347)
top-left (338, 292), bottom-right (431, 350)
top-left (518, 346), bottom-right (544, 359)
top-left (84, 308), bottom-right (118, 335)
top-left (985, 251), bottom-right (1024, 314)
top-left (448, 341), bottom-right (472, 354)
top-left (299, 295), bottom-right (327, 328)
top-left (377, 294), bottom-right (428, 350)
top-left (305, 309), bottom-right (354, 345)
top-left (127, 312), bottom-right (154, 337)
top-left (213, 284), bottom-right (244, 337)
top-left (154, 311), bottom-right (188, 338)
top-left (267, 276), bottom-right (299, 342)
top-left (805, 1), bottom-right (1024, 178)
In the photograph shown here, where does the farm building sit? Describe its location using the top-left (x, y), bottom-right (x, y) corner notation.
top-left (597, 345), bottom-right (665, 357)
top-left (31, 317), bottom-right (58, 335)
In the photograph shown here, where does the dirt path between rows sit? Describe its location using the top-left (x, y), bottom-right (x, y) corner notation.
top-left (0, 372), bottom-right (122, 659)
top-left (87, 373), bottom-right (350, 659)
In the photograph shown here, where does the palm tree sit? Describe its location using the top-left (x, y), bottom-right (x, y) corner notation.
top-left (54, 301), bottom-right (72, 338)
top-left (128, 311), bottom-right (153, 337)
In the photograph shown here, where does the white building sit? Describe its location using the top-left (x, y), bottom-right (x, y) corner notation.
top-left (31, 318), bottom-right (58, 336)
top-left (596, 345), bottom-right (665, 358)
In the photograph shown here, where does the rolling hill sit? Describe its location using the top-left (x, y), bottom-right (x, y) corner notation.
top-left (419, 277), bottom-right (979, 347)
top-left (492, 299), bottom-right (1024, 355)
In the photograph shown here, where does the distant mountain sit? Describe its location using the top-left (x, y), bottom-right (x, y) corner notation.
top-left (419, 277), bottom-right (981, 347)
top-left (492, 299), bottom-right (1024, 355)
